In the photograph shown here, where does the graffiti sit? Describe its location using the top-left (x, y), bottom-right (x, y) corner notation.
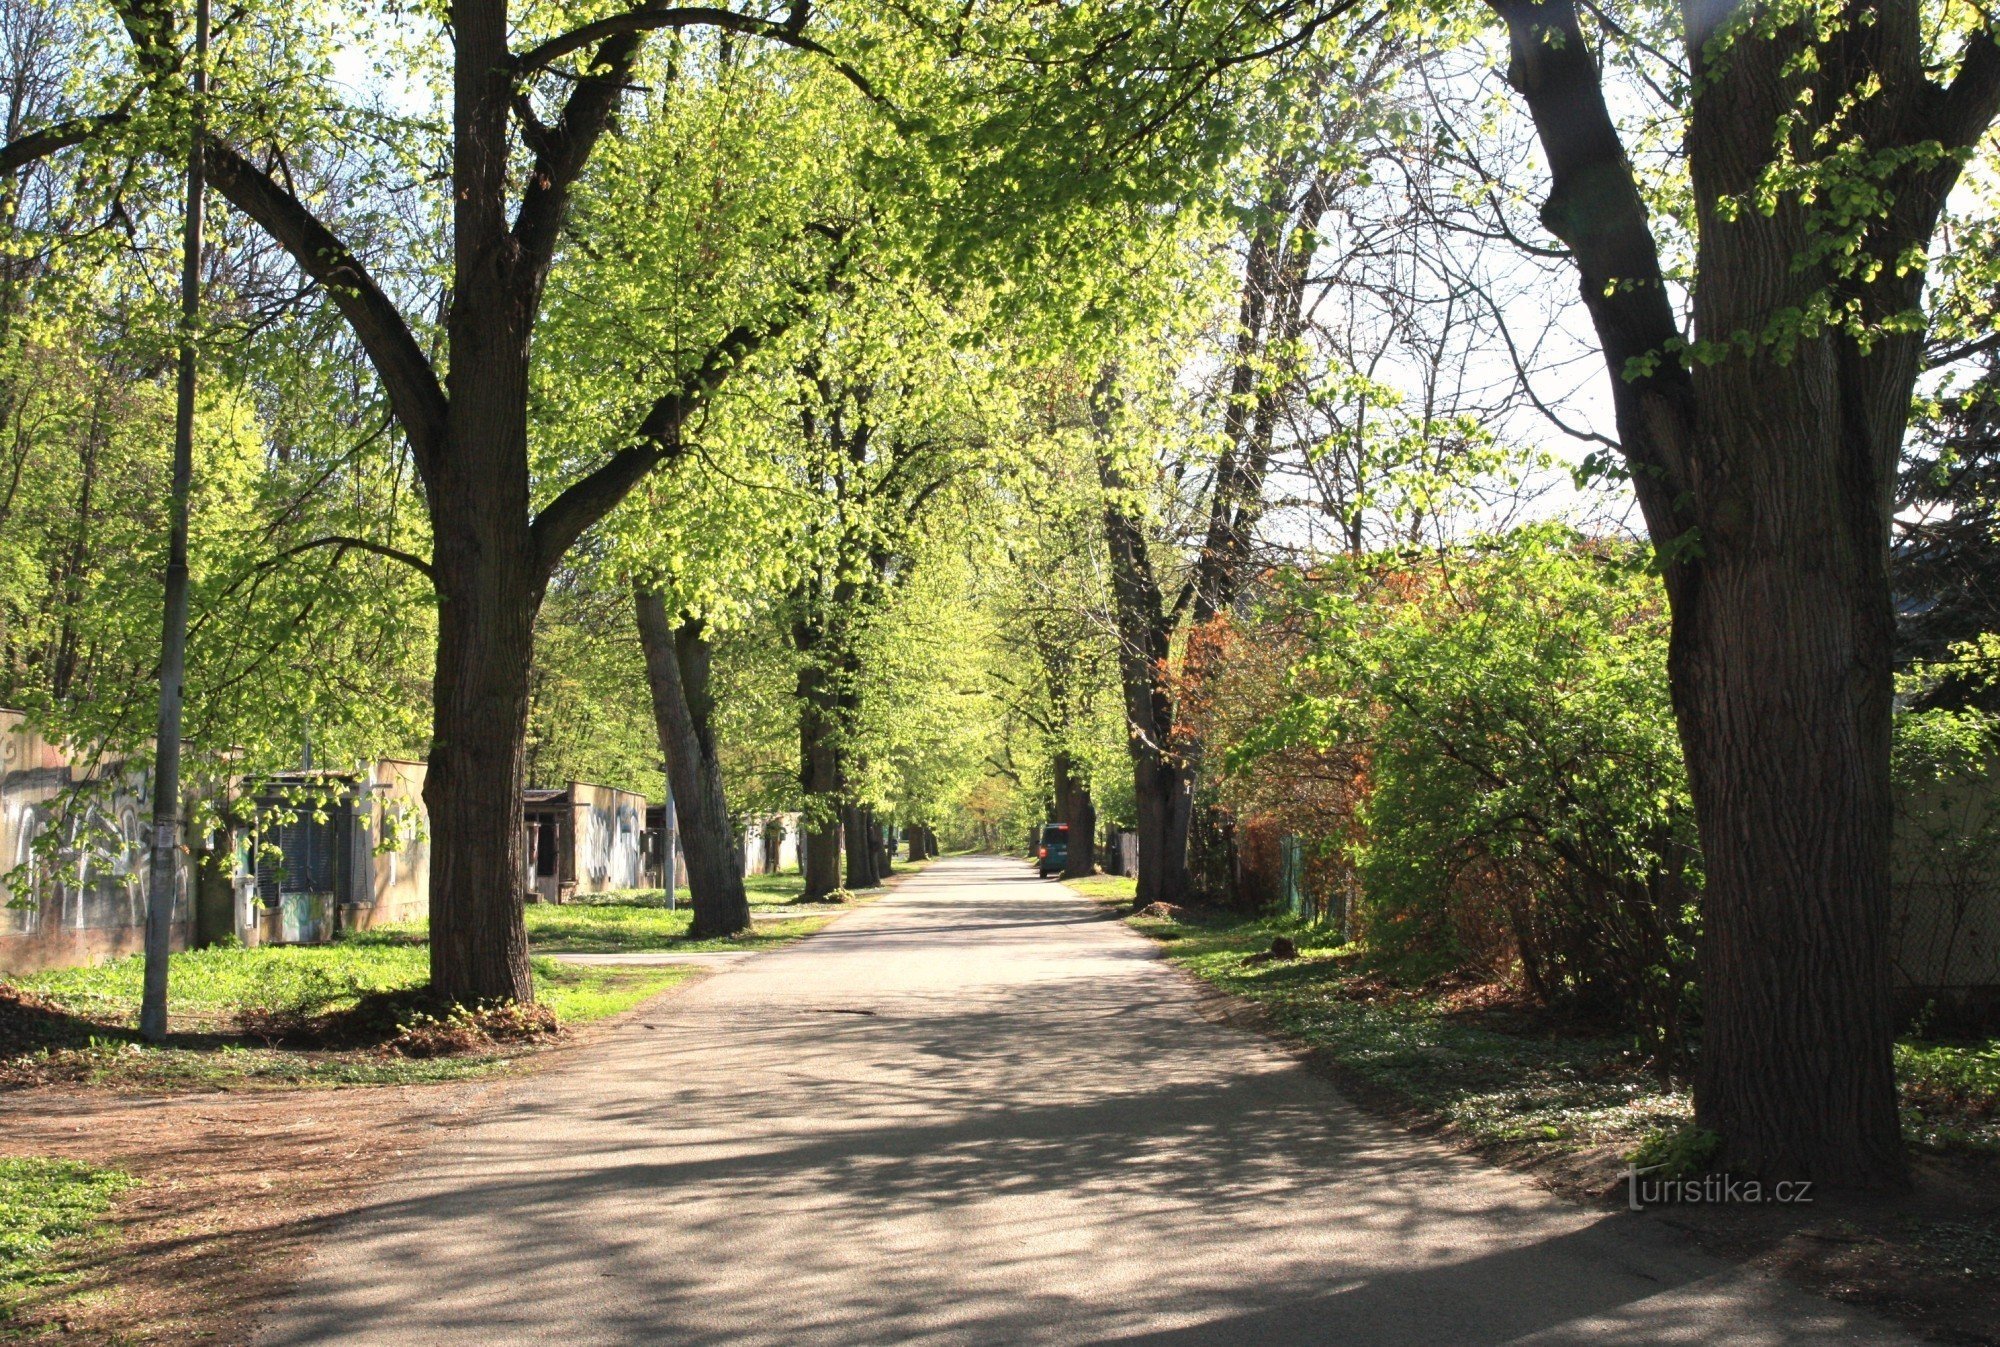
top-left (577, 801), bottom-right (645, 890)
top-left (0, 712), bottom-right (185, 970)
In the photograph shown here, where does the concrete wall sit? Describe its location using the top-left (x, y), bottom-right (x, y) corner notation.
top-left (363, 758), bottom-right (430, 925)
top-left (567, 782), bottom-right (647, 896)
top-left (0, 710), bottom-right (191, 975)
top-left (741, 815), bottom-right (801, 876)
top-left (1892, 766), bottom-right (2000, 1002)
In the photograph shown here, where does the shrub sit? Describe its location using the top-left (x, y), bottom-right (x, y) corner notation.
top-left (1629, 1126), bottom-right (1721, 1179)
top-left (1236, 531), bottom-right (1701, 1061)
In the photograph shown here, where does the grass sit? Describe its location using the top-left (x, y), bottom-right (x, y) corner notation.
top-left (1136, 906), bottom-right (1689, 1153)
top-left (2, 873), bottom-right (875, 1092)
top-left (1079, 889), bottom-right (2000, 1162)
top-left (584, 864), bottom-right (912, 913)
top-left (520, 899), bottom-right (830, 953)
top-left (14, 934), bottom-right (694, 1028)
top-left (1062, 873), bottom-right (1138, 904)
top-left (1, 860), bottom-right (911, 1093)
top-left (1898, 1038), bottom-right (2000, 1150)
top-left (0, 1157), bottom-right (134, 1305)
top-left (1, 903), bottom-right (761, 1090)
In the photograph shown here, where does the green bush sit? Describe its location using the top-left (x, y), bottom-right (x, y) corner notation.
top-left (1238, 530), bottom-right (1701, 1061)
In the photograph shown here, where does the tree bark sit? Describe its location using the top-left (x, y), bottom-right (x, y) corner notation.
top-left (634, 585), bottom-right (749, 938)
top-left (424, 516), bottom-right (540, 1006)
top-left (797, 659), bottom-right (844, 898)
top-left (1053, 751), bottom-right (1097, 878)
top-left (871, 814), bottom-right (892, 877)
top-left (1098, 423), bottom-right (1196, 909)
top-left (843, 802), bottom-right (878, 889)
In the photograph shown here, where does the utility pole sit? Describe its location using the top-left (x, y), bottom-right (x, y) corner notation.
top-left (141, 0), bottom-right (209, 1043)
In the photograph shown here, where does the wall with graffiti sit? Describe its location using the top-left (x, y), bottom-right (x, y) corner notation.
top-left (571, 781), bottom-right (646, 894)
top-left (0, 709), bottom-right (190, 975)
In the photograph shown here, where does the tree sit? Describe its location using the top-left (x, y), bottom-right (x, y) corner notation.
top-left (634, 588), bottom-right (748, 936)
top-left (1085, 28), bottom-right (1412, 908)
top-left (1896, 351), bottom-right (2000, 707)
top-left (106, 3), bottom-right (850, 1004)
top-left (0, 0), bottom-right (1330, 1003)
top-left (774, 292), bottom-right (1001, 894)
top-left (1483, 0), bottom-right (2000, 1183)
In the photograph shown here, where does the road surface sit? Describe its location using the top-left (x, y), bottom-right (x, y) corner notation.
top-left (260, 855), bottom-right (1905, 1345)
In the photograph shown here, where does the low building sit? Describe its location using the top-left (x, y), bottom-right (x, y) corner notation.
top-left (0, 709), bottom-right (192, 975)
top-left (523, 781), bottom-right (648, 903)
top-left (239, 759), bottom-right (430, 945)
top-left (741, 815), bottom-right (801, 876)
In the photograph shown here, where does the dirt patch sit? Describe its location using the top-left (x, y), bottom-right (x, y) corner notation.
top-left (0, 983), bottom-right (128, 1057)
top-left (0, 1079), bottom-right (498, 1344)
top-left (0, 969), bottom-right (707, 1342)
top-left (239, 985), bottom-right (561, 1056)
top-left (1649, 1151), bottom-right (2000, 1346)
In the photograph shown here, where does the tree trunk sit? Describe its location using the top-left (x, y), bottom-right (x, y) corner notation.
top-left (1053, 752), bottom-right (1097, 878)
top-left (1483, 0), bottom-right (2000, 1185)
top-left (1130, 757), bottom-right (1195, 909)
top-left (871, 815), bottom-right (892, 877)
top-left (1670, 418), bottom-right (1904, 1185)
top-left (843, 802), bottom-right (878, 889)
top-left (798, 662), bottom-right (843, 899)
top-left (424, 514), bottom-right (539, 1007)
top-left (634, 586), bottom-right (750, 939)
top-left (1098, 439), bottom-right (1195, 909)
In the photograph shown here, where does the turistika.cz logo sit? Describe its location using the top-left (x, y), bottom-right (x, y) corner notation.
top-left (1623, 1166), bottom-right (1814, 1210)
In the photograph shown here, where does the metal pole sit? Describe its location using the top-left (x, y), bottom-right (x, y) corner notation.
top-left (140, 0), bottom-right (208, 1043)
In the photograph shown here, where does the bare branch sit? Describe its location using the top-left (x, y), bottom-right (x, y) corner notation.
top-left (205, 143), bottom-right (448, 474)
top-left (1928, 22), bottom-right (2000, 152)
top-left (512, 4), bottom-right (886, 108)
top-left (265, 534), bottom-right (436, 580)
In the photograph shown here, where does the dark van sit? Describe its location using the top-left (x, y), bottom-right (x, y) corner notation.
top-left (1036, 823), bottom-right (1069, 878)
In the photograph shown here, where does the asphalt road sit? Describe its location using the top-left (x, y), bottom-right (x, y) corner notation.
top-left (259, 855), bottom-right (1908, 1346)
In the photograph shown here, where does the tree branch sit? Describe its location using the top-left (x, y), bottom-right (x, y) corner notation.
top-left (1488, 0), bottom-right (1699, 577)
top-left (0, 111), bottom-right (128, 176)
top-left (530, 319), bottom-right (780, 575)
top-left (1928, 23), bottom-right (2000, 152)
top-left (267, 534), bottom-right (436, 580)
top-left (513, 31), bottom-right (647, 278)
top-left (512, 4), bottom-right (886, 108)
top-left (205, 143), bottom-right (447, 475)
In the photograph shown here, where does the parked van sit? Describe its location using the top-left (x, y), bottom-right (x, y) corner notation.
top-left (1036, 823), bottom-right (1069, 879)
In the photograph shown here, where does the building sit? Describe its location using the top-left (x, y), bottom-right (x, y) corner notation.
top-left (740, 815), bottom-right (801, 876)
top-left (238, 759), bottom-right (430, 945)
top-left (0, 709), bottom-right (192, 975)
top-left (523, 781), bottom-right (648, 903)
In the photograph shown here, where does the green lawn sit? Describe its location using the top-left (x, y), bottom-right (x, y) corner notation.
top-left (521, 896), bottom-right (831, 953)
top-left (16, 933), bottom-right (691, 1029)
top-left (2, 880), bottom-right (870, 1091)
top-left (585, 863), bottom-right (913, 913)
top-left (0, 1157), bottom-right (134, 1305)
top-left (1063, 873), bottom-right (1138, 905)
